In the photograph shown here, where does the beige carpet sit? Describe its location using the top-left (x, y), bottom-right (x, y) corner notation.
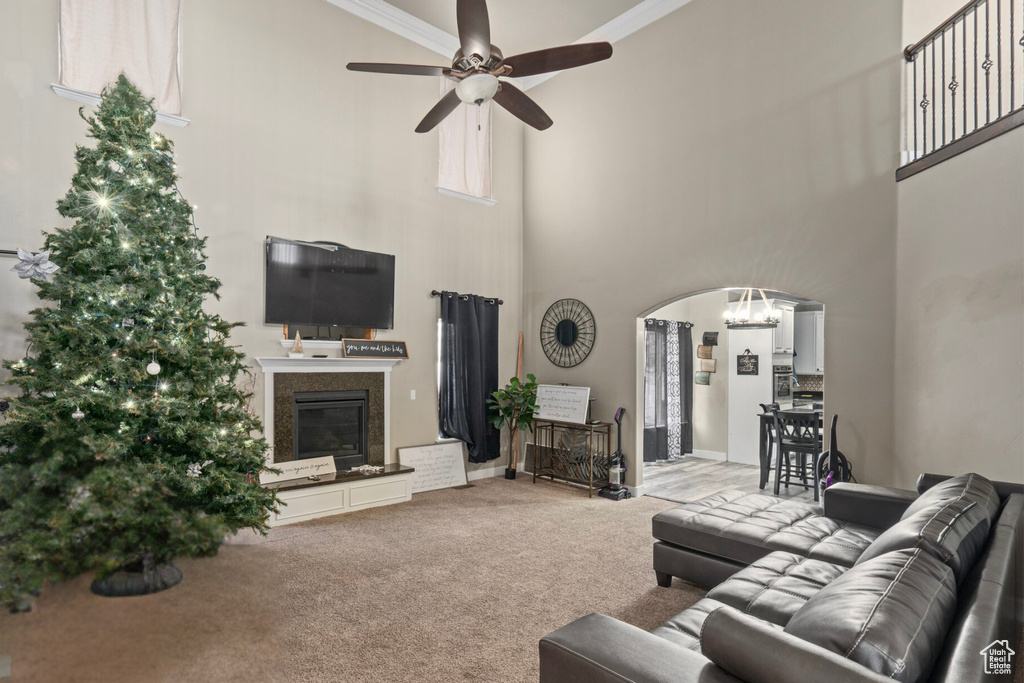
top-left (0, 477), bottom-right (698, 683)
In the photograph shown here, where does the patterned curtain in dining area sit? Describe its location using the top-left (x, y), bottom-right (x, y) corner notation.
top-left (643, 318), bottom-right (693, 462)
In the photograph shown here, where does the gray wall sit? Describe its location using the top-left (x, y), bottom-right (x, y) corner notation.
top-left (649, 292), bottom-right (730, 458)
top-left (522, 0), bottom-right (903, 487)
top-left (0, 0), bottom-right (525, 475)
top-left (894, 128), bottom-right (1024, 486)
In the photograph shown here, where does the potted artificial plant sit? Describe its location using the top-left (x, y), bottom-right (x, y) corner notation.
top-left (488, 374), bottom-right (538, 480)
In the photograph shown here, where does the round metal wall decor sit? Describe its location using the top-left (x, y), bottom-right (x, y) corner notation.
top-left (540, 299), bottom-right (596, 368)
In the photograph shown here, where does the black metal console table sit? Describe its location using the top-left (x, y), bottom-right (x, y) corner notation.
top-left (531, 419), bottom-right (611, 497)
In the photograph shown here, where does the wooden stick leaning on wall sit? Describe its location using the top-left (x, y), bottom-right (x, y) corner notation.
top-left (510, 332), bottom-right (524, 473)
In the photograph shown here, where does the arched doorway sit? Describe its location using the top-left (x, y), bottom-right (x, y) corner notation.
top-left (635, 288), bottom-right (825, 503)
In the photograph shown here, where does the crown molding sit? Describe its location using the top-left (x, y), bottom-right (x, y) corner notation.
top-left (324, 0), bottom-right (460, 59)
top-left (326, 0), bottom-right (697, 91)
top-left (514, 0), bottom-right (698, 90)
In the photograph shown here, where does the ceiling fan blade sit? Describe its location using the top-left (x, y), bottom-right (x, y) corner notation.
top-left (415, 90), bottom-right (462, 133)
top-left (347, 63), bottom-right (447, 77)
top-left (493, 85), bottom-right (553, 131)
top-left (457, 0), bottom-right (491, 61)
top-left (503, 42), bottom-right (613, 78)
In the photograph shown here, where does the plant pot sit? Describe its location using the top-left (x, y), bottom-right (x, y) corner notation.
top-left (504, 467), bottom-right (517, 480)
top-left (90, 559), bottom-right (182, 597)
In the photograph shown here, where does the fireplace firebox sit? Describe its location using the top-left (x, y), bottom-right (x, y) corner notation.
top-left (292, 390), bottom-right (369, 471)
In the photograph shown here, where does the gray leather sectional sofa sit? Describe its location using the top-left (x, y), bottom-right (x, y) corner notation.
top-left (539, 473), bottom-right (1023, 683)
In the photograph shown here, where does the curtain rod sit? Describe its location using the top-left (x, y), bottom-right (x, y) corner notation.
top-left (645, 317), bottom-right (693, 328)
top-left (0, 249), bottom-right (18, 257)
top-left (431, 290), bottom-right (503, 305)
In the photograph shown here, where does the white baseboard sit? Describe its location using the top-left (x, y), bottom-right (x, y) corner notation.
top-left (690, 450), bottom-right (727, 461)
top-left (467, 465), bottom-right (507, 482)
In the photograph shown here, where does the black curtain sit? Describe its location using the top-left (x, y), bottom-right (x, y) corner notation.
top-left (439, 292), bottom-right (500, 463)
top-left (643, 319), bottom-right (693, 462)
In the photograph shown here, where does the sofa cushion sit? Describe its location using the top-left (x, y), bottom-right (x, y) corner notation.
top-left (902, 472), bottom-right (999, 522)
top-left (785, 548), bottom-right (957, 683)
top-left (652, 490), bottom-right (880, 567)
top-left (706, 552), bottom-right (847, 627)
top-left (855, 497), bottom-right (992, 585)
top-left (652, 597), bottom-right (727, 651)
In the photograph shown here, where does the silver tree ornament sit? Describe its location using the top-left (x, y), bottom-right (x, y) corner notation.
top-left (12, 248), bottom-right (60, 281)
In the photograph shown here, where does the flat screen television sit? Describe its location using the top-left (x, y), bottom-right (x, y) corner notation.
top-left (264, 236), bottom-right (395, 329)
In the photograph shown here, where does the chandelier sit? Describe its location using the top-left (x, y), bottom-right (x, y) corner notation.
top-left (724, 289), bottom-right (780, 329)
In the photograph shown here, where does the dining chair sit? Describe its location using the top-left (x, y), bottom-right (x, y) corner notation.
top-left (771, 408), bottom-right (821, 501)
top-left (758, 403), bottom-right (780, 489)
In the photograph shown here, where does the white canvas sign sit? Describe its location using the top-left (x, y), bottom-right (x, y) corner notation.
top-left (535, 385), bottom-right (591, 424)
top-left (259, 456), bottom-right (337, 485)
top-left (398, 442), bottom-right (468, 494)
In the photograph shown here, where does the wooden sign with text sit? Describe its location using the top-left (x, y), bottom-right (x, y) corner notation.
top-left (341, 339), bottom-right (409, 359)
top-left (259, 455), bottom-right (337, 485)
top-left (535, 385), bottom-right (591, 424)
top-left (398, 442), bottom-right (468, 494)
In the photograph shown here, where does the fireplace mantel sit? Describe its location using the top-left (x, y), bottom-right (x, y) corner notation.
top-left (256, 357), bottom-right (401, 374)
top-left (254, 355), bottom-right (409, 525)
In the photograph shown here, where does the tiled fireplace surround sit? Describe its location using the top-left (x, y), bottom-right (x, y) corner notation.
top-left (271, 372), bottom-right (385, 467)
top-left (255, 357), bottom-right (411, 525)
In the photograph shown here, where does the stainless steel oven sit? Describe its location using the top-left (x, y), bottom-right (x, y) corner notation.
top-left (773, 365), bottom-right (793, 403)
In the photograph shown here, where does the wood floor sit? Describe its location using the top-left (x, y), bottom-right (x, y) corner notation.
top-left (642, 456), bottom-right (817, 505)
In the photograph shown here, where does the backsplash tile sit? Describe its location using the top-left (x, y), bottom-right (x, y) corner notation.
top-left (796, 374), bottom-right (823, 391)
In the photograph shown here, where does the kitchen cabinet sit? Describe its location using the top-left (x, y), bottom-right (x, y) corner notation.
top-left (794, 311), bottom-right (824, 374)
top-left (772, 303), bottom-right (795, 354)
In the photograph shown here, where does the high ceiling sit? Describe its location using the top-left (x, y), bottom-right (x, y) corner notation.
top-left (384, 0), bottom-right (644, 54)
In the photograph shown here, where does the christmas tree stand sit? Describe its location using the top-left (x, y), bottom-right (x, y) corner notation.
top-left (90, 556), bottom-right (182, 597)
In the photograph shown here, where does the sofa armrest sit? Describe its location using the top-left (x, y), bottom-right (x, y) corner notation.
top-left (822, 482), bottom-right (918, 529)
top-left (701, 606), bottom-right (893, 683)
top-left (540, 613), bottom-right (741, 683)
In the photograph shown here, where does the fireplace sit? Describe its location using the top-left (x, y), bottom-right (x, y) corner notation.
top-left (293, 390), bottom-right (369, 471)
top-left (256, 357), bottom-right (410, 526)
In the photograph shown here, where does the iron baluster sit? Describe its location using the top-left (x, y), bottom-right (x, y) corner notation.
top-left (922, 47), bottom-right (929, 153)
top-left (998, 0), bottom-right (1003, 116)
top-left (975, 9), bottom-right (980, 129)
top-left (951, 21), bottom-right (958, 140)
top-left (958, 16), bottom-right (966, 136)
top-left (933, 41), bottom-right (938, 149)
top-left (941, 32), bottom-right (947, 145)
top-left (913, 55), bottom-right (918, 158)
top-left (984, 0), bottom-right (993, 123)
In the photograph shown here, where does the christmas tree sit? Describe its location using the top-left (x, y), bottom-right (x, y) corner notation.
top-left (0, 76), bottom-right (277, 609)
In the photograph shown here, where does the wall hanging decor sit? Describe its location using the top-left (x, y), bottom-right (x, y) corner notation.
top-left (540, 298), bottom-right (596, 368)
top-left (696, 345), bottom-right (713, 360)
top-left (700, 358), bottom-right (717, 373)
top-left (695, 371), bottom-right (711, 386)
top-left (737, 349), bottom-right (759, 376)
top-left (702, 331), bottom-right (719, 346)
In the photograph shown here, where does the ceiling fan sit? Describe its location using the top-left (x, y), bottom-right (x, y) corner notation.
top-left (346, 0), bottom-right (612, 133)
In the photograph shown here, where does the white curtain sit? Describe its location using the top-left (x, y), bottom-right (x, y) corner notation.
top-left (59, 0), bottom-right (183, 115)
top-left (438, 78), bottom-right (491, 200)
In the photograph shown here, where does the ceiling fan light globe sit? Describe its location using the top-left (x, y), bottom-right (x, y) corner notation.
top-left (456, 73), bottom-right (499, 105)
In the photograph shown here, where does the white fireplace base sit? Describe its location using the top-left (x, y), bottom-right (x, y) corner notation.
top-left (270, 473), bottom-right (412, 526)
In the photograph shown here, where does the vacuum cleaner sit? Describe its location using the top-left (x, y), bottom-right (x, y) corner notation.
top-left (599, 407), bottom-right (631, 501)
top-left (816, 414), bottom-right (855, 493)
